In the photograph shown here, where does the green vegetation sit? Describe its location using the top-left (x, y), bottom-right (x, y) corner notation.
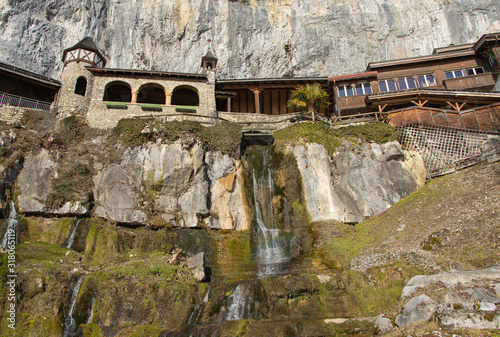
top-left (287, 83), bottom-right (330, 122)
top-left (112, 119), bottom-right (242, 156)
top-left (45, 162), bottom-right (92, 211)
top-left (274, 121), bottom-right (398, 156)
top-left (140, 103), bottom-right (162, 111)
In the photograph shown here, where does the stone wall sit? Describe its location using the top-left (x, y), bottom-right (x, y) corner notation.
top-left (0, 106), bottom-right (25, 124)
top-left (55, 62), bottom-right (94, 118)
top-left (86, 73), bottom-right (216, 129)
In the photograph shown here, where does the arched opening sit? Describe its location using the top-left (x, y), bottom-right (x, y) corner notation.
top-left (137, 83), bottom-right (166, 104)
top-left (171, 86), bottom-right (199, 106)
top-left (74, 76), bottom-right (87, 96)
top-left (103, 81), bottom-right (132, 102)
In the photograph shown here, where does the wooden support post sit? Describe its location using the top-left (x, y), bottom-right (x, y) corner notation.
top-left (446, 101), bottom-right (466, 112)
top-left (251, 88), bottom-right (262, 114)
top-left (411, 100), bottom-right (428, 108)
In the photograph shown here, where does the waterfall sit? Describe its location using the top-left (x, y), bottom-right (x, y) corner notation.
top-left (63, 276), bottom-right (85, 337)
top-left (251, 148), bottom-right (289, 278)
top-left (187, 286), bottom-right (210, 325)
top-left (226, 283), bottom-right (251, 321)
top-left (66, 219), bottom-right (82, 249)
top-left (1, 201), bottom-right (18, 249)
top-left (86, 295), bottom-right (96, 324)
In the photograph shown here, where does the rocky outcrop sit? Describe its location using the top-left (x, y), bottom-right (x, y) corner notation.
top-left (1, 1), bottom-right (499, 79)
top-left (93, 164), bottom-right (147, 224)
top-left (395, 294), bottom-right (437, 328)
top-left (17, 149), bottom-right (56, 213)
top-left (93, 141), bottom-right (250, 228)
top-left (293, 141), bottom-right (419, 223)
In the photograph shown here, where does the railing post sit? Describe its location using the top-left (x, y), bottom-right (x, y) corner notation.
top-left (18, 97), bottom-right (22, 108)
top-left (35, 101), bottom-right (38, 109)
top-left (0, 93), bottom-right (4, 105)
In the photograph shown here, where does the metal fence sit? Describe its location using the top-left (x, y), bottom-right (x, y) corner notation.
top-left (0, 92), bottom-right (51, 111)
top-left (399, 123), bottom-right (489, 177)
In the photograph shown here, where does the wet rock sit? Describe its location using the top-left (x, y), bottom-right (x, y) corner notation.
top-left (395, 294), bottom-right (437, 328)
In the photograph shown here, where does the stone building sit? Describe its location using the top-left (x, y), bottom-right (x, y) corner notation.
top-left (54, 37), bottom-right (217, 128)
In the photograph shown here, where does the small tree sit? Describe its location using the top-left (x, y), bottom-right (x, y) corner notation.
top-left (287, 83), bottom-right (330, 122)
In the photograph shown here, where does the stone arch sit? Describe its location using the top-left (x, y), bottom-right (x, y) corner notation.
top-left (171, 85), bottom-right (199, 106)
top-left (74, 76), bottom-right (87, 96)
top-left (104, 81), bottom-right (132, 102)
top-left (137, 83), bottom-right (166, 104)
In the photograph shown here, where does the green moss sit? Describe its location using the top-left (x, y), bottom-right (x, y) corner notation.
top-left (91, 226), bottom-right (120, 264)
top-left (84, 223), bottom-right (100, 259)
top-left (123, 325), bottom-right (164, 337)
top-left (112, 119), bottom-right (242, 157)
top-left (274, 121), bottom-right (397, 156)
top-left (25, 217), bottom-right (73, 245)
top-left (82, 323), bottom-right (105, 337)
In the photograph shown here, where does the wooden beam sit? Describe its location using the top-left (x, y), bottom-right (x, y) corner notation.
top-left (378, 104), bottom-right (388, 113)
top-left (411, 99), bottom-right (428, 108)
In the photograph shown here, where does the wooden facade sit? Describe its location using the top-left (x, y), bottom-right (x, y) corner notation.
top-left (330, 33), bottom-right (500, 118)
top-left (215, 78), bottom-right (329, 116)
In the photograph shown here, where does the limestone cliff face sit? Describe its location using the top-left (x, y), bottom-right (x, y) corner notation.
top-left (292, 141), bottom-right (423, 223)
top-left (1, 0), bottom-right (499, 79)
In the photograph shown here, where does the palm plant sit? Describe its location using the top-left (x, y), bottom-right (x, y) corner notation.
top-left (287, 83), bottom-right (330, 122)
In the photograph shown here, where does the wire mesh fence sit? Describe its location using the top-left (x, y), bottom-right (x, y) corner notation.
top-left (0, 92), bottom-right (51, 111)
top-left (399, 123), bottom-right (489, 177)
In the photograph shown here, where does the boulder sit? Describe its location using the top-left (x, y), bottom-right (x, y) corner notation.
top-left (395, 294), bottom-right (437, 328)
top-left (186, 252), bottom-right (205, 282)
top-left (374, 315), bottom-right (393, 334)
top-left (17, 149), bottom-right (56, 213)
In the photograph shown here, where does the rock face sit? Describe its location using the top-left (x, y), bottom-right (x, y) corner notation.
top-left (93, 141), bottom-right (250, 228)
top-left (395, 294), bottom-right (437, 328)
top-left (1, 1), bottom-right (499, 79)
top-left (17, 149), bottom-right (56, 213)
top-left (293, 141), bottom-right (419, 223)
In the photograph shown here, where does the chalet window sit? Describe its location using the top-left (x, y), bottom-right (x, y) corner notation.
top-left (398, 77), bottom-right (417, 90)
top-left (465, 66), bottom-right (484, 76)
top-left (445, 69), bottom-right (465, 79)
top-left (378, 79), bottom-right (397, 92)
top-left (417, 74), bottom-right (436, 87)
top-left (338, 85), bottom-right (354, 97)
top-left (355, 83), bottom-right (372, 95)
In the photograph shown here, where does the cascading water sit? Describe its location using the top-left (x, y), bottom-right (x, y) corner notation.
top-left (225, 282), bottom-right (251, 321)
top-left (86, 295), bottom-right (96, 324)
top-left (66, 219), bottom-right (82, 249)
top-left (1, 200), bottom-right (18, 249)
top-left (63, 275), bottom-right (85, 337)
top-left (251, 148), bottom-right (290, 278)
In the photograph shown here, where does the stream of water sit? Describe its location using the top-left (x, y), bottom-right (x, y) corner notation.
top-left (63, 275), bottom-right (85, 337)
top-left (1, 200), bottom-right (18, 249)
top-left (66, 219), bottom-right (82, 249)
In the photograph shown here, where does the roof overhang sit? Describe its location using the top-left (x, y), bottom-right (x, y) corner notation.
top-left (367, 50), bottom-right (476, 71)
top-left (0, 61), bottom-right (61, 89)
top-left (216, 77), bottom-right (328, 89)
top-left (88, 67), bottom-right (208, 81)
top-left (329, 71), bottom-right (378, 82)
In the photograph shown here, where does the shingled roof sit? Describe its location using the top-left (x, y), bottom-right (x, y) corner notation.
top-left (62, 37), bottom-right (106, 66)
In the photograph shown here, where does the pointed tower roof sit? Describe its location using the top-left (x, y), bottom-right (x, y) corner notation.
top-left (62, 37), bottom-right (106, 66)
top-left (201, 48), bottom-right (218, 68)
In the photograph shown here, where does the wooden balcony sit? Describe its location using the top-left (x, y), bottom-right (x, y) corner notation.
top-left (443, 72), bottom-right (495, 91)
top-left (336, 95), bottom-right (368, 109)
